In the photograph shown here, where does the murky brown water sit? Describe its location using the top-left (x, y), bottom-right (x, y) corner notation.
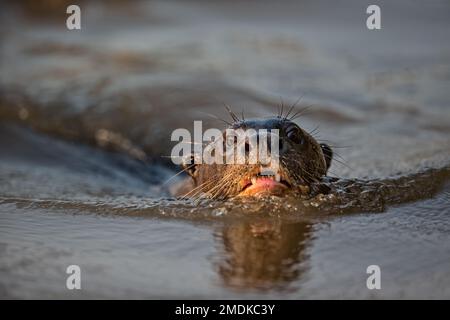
top-left (1, 0), bottom-right (450, 299)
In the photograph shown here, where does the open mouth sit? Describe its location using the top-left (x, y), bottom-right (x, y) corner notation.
top-left (238, 174), bottom-right (291, 197)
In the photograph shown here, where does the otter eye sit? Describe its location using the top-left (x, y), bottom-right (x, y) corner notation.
top-left (286, 126), bottom-right (304, 145)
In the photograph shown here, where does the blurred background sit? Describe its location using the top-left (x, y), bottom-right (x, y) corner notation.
top-left (1, 0), bottom-right (450, 178)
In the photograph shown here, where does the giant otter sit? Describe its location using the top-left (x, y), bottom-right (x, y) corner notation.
top-left (172, 110), bottom-right (449, 210)
top-left (173, 113), bottom-right (333, 199)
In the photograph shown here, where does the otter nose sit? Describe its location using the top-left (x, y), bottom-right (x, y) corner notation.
top-left (258, 131), bottom-right (282, 177)
top-left (231, 130), bottom-right (283, 168)
top-left (255, 131), bottom-right (285, 156)
top-left (248, 131), bottom-right (282, 174)
top-left (242, 131), bottom-right (282, 155)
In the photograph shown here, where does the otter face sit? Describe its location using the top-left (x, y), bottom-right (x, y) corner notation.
top-left (182, 118), bottom-right (332, 199)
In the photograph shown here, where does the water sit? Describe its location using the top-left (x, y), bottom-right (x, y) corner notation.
top-left (0, 0), bottom-right (450, 299)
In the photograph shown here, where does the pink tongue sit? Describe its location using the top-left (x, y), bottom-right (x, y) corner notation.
top-left (254, 177), bottom-right (278, 186)
top-left (239, 177), bottom-right (287, 196)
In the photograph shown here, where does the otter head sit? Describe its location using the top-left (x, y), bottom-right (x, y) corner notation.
top-left (181, 117), bottom-right (332, 199)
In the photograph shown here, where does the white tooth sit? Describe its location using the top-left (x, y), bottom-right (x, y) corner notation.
top-left (275, 174), bottom-right (281, 182)
top-left (251, 177), bottom-right (257, 184)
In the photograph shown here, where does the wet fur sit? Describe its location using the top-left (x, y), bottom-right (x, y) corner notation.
top-left (174, 116), bottom-right (332, 199)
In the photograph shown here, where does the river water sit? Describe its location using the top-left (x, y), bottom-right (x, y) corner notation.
top-left (0, 0), bottom-right (450, 299)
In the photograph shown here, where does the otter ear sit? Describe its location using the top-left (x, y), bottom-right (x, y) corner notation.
top-left (320, 143), bottom-right (333, 171)
top-left (181, 154), bottom-right (198, 178)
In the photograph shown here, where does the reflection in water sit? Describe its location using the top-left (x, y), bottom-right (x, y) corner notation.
top-left (215, 219), bottom-right (313, 291)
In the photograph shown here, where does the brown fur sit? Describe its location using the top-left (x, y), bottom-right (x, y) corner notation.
top-left (175, 117), bottom-right (332, 199)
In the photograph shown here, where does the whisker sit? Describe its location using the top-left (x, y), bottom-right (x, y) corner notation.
top-left (181, 170), bottom-right (231, 199)
top-left (181, 178), bottom-right (218, 199)
top-left (163, 163), bottom-right (197, 185)
top-left (329, 157), bottom-right (353, 171)
top-left (279, 96), bottom-right (285, 118)
top-left (308, 125), bottom-right (320, 136)
top-left (317, 139), bottom-right (352, 149)
top-left (198, 111), bottom-right (232, 126)
top-left (285, 95), bottom-right (304, 120)
top-left (326, 169), bottom-right (343, 179)
top-left (290, 105), bottom-right (313, 120)
top-left (224, 103), bottom-right (240, 123)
